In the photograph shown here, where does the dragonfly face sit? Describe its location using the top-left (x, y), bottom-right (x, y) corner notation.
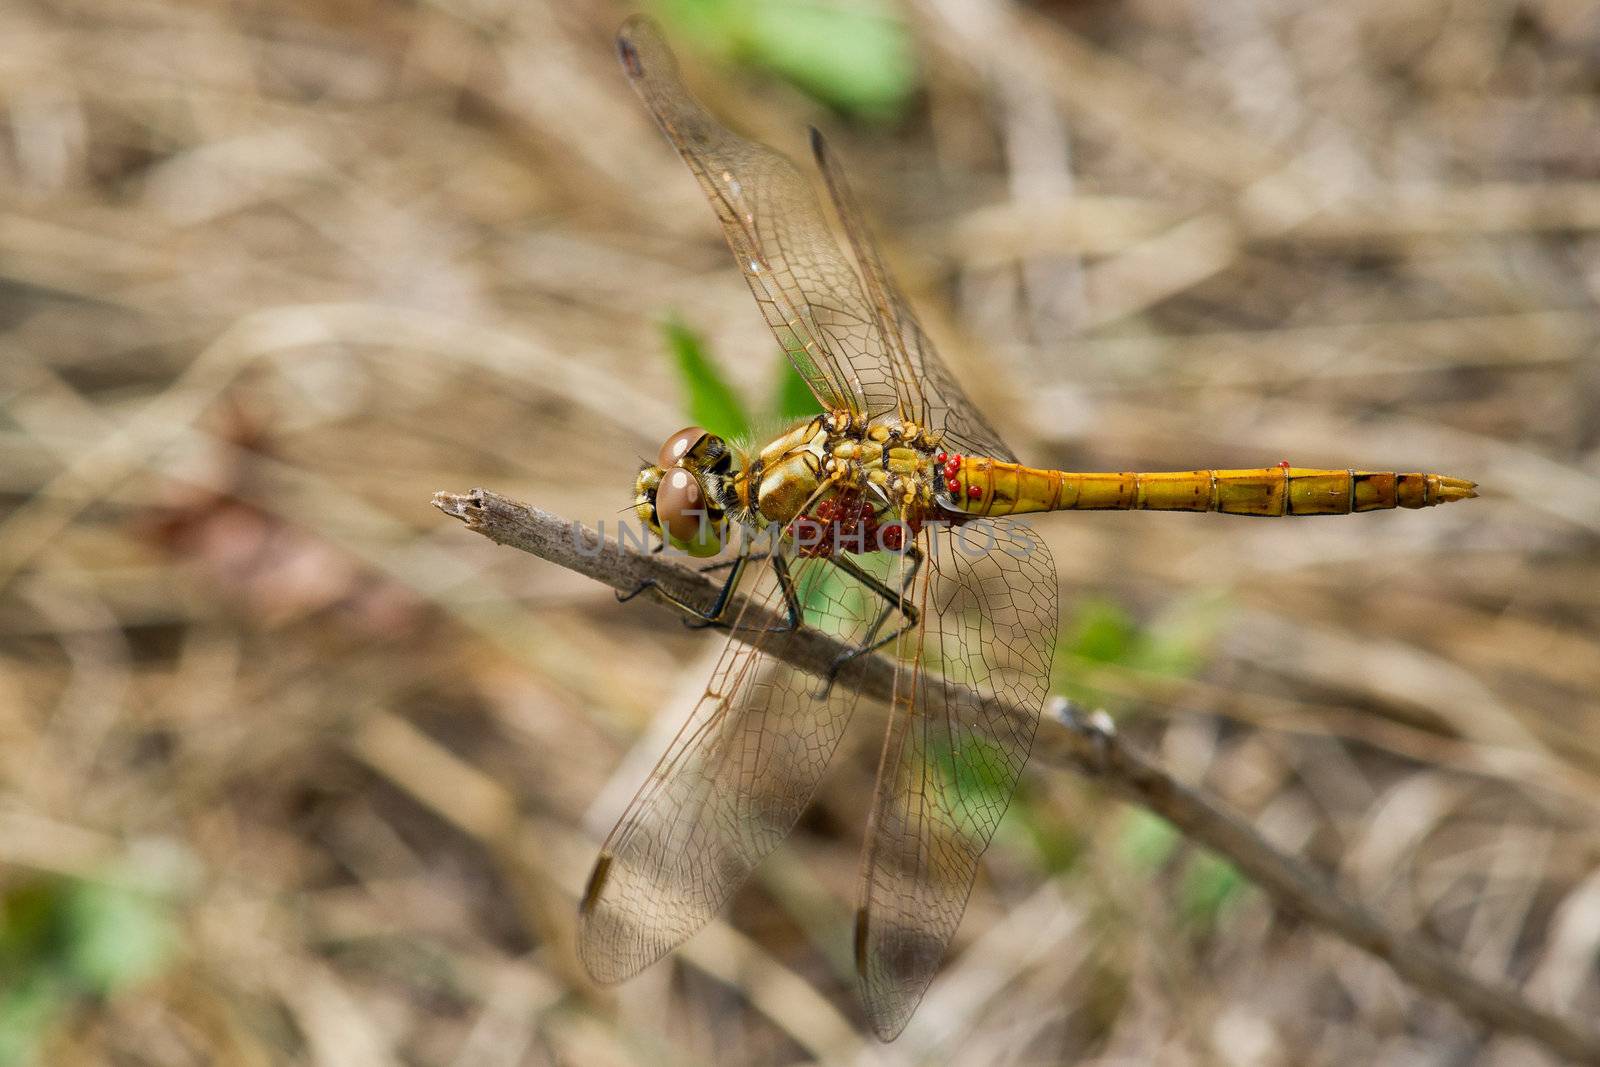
top-left (643, 412), bottom-right (956, 561)
top-left (634, 425), bottom-right (734, 556)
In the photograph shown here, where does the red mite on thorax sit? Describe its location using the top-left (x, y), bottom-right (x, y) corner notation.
top-left (789, 491), bottom-right (922, 558)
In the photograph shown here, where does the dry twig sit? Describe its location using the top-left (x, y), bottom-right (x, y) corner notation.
top-left (433, 487), bottom-right (1600, 1063)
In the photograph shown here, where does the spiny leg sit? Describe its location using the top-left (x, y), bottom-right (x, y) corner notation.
top-left (617, 549), bottom-right (802, 635)
top-left (675, 551), bottom-right (778, 627)
top-left (685, 551), bottom-right (803, 633)
top-left (763, 553), bottom-right (803, 633)
top-left (617, 549), bottom-right (772, 614)
top-left (835, 548), bottom-right (922, 645)
top-left (616, 548), bottom-right (749, 626)
top-left (814, 546), bottom-right (923, 699)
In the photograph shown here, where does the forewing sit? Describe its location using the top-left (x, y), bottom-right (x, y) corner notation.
top-left (809, 129), bottom-right (1018, 463)
top-left (617, 16), bottom-right (918, 422)
top-left (855, 520), bottom-right (1058, 1039)
top-left (578, 555), bottom-right (890, 984)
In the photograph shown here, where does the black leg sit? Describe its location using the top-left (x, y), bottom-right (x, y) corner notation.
top-left (687, 552), bottom-right (803, 634)
top-left (616, 551), bottom-right (802, 635)
top-left (765, 553), bottom-right (803, 633)
top-left (616, 551), bottom-right (750, 625)
top-left (616, 549), bottom-right (767, 603)
top-left (614, 540), bottom-right (667, 600)
top-left (814, 547), bottom-right (923, 699)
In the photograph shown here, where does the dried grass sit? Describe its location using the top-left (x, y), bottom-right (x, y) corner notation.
top-left (2, 0), bottom-right (1598, 1063)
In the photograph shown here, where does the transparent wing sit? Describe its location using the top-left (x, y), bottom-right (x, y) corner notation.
top-left (855, 520), bottom-right (1058, 1039)
top-left (809, 129), bottom-right (1019, 463)
top-left (617, 15), bottom-right (920, 423)
top-left (578, 552), bottom-right (907, 984)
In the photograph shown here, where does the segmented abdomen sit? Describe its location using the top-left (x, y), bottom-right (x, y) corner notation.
top-left (945, 458), bottom-right (1477, 518)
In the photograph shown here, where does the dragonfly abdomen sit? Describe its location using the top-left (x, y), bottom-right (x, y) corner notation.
top-left (945, 458), bottom-right (1477, 518)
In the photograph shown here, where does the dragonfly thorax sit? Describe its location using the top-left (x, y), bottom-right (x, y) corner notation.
top-left (730, 413), bottom-right (952, 556)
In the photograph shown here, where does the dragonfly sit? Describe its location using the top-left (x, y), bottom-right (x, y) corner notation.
top-left (579, 14), bottom-right (1477, 1041)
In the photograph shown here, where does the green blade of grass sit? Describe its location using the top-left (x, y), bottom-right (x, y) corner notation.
top-left (652, 0), bottom-right (916, 121)
top-left (1180, 851), bottom-right (1247, 931)
top-left (742, 1), bottom-right (915, 120)
top-left (62, 879), bottom-right (176, 996)
top-left (663, 316), bottom-right (752, 440)
top-left (774, 355), bottom-right (825, 421)
top-left (1116, 808), bottom-right (1180, 874)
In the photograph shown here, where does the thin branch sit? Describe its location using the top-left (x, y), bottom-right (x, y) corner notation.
top-left (434, 487), bottom-right (1600, 1064)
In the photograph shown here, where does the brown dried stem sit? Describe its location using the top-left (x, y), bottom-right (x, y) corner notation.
top-left (433, 487), bottom-right (1600, 1063)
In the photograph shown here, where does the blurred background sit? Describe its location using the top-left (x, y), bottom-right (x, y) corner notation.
top-left (3, 0), bottom-right (1599, 1063)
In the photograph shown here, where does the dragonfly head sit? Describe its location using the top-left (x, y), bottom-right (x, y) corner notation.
top-left (636, 426), bottom-right (731, 557)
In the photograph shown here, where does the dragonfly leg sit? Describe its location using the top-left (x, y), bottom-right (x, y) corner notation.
top-left (680, 551), bottom-right (802, 632)
top-left (615, 550), bottom-right (770, 600)
top-left (616, 551), bottom-right (801, 634)
top-left (814, 547), bottom-right (923, 699)
top-left (760, 553), bottom-right (803, 632)
top-left (677, 553), bottom-right (768, 627)
top-left (616, 550), bottom-right (750, 625)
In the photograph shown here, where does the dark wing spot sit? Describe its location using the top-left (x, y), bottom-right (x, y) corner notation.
top-left (617, 35), bottom-right (643, 78)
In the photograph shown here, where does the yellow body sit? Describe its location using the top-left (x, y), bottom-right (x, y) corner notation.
top-left (707, 415), bottom-right (1475, 546)
top-left (743, 418), bottom-right (830, 525)
top-left (732, 414), bottom-right (942, 531)
top-left (945, 458), bottom-right (1477, 518)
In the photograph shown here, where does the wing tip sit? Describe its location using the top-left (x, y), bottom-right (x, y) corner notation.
top-left (809, 124), bottom-right (828, 164)
top-left (574, 852), bottom-right (645, 988)
top-left (860, 982), bottom-right (918, 1042)
top-left (574, 939), bottom-right (632, 988)
top-left (853, 906), bottom-right (921, 1042)
top-left (616, 14), bottom-right (660, 79)
top-left (616, 33), bottom-right (644, 79)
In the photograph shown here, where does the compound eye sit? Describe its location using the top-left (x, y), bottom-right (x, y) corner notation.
top-left (657, 426), bottom-right (709, 470)
top-left (654, 466), bottom-right (710, 543)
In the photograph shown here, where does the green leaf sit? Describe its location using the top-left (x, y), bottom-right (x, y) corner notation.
top-left (741, 2), bottom-right (916, 120)
top-left (928, 735), bottom-right (1014, 812)
top-left (0, 884), bottom-right (58, 968)
top-left (1123, 593), bottom-right (1228, 679)
top-left (662, 316), bottom-right (752, 440)
top-left (0, 972), bottom-right (65, 1067)
top-left (1115, 808), bottom-right (1179, 874)
top-left (1013, 795), bottom-right (1084, 874)
top-left (1179, 850), bottom-right (1247, 930)
top-left (651, 0), bottom-right (739, 51)
top-left (0, 876), bottom-right (179, 1066)
top-left (774, 355), bottom-right (825, 421)
top-left (1067, 599), bottom-right (1140, 665)
top-left (61, 880), bottom-right (176, 995)
top-left (1054, 594), bottom-right (1226, 709)
top-left (793, 558), bottom-right (867, 618)
top-left (651, 0), bottom-right (917, 121)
